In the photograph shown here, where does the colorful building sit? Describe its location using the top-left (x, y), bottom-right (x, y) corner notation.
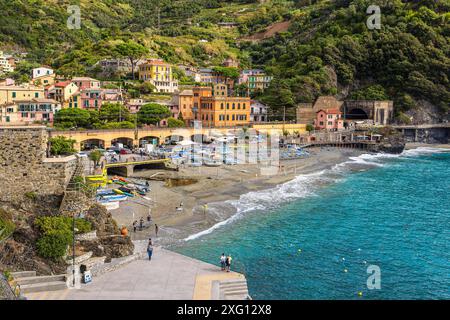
top-left (71, 77), bottom-right (101, 90)
top-left (250, 100), bottom-right (268, 123)
top-left (314, 109), bottom-right (344, 131)
top-left (199, 96), bottom-right (250, 127)
top-left (32, 66), bottom-right (53, 79)
top-left (239, 69), bottom-right (273, 94)
top-left (0, 98), bottom-right (60, 124)
top-left (0, 85), bottom-right (44, 105)
top-left (48, 81), bottom-right (79, 108)
top-left (80, 88), bottom-right (103, 109)
top-left (0, 51), bottom-right (15, 74)
top-left (138, 59), bottom-right (179, 93)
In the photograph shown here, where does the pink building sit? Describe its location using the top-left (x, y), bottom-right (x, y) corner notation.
top-left (16, 98), bottom-right (60, 124)
top-left (314, 109), bottom-right (344, 131)
top-left (71, 77), bottom-right (101, 90)
top-left (81, 88), bottom-right (103, 109)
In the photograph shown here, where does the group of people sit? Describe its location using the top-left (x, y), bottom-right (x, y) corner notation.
top-left (220, 253), bottom-right (232, 272)
top-left (133, 214), bottom-right (157, 234)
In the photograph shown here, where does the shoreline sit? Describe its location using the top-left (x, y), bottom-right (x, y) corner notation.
top-left (110, 146), bottom-right (365, 245)
top-left (109, 142), bottom-right (450, 246)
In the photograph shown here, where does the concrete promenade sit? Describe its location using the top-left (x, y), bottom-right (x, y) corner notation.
top-left (24, 248), bottom-right (245, 300)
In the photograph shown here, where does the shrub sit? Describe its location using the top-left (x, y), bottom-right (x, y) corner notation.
top-left (24, 191), bottom-right (37, 200)
top-left (49, 136), bottom-right (76, 156)
top-left (0, 209), bottom-right (15, 241)
top-left (36, 230), bottom-right (72, 259)
top-left (34, 216), bottom-right (92, 260)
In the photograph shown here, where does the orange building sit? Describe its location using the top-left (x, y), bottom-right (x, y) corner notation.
top-left (175, 85), bottom-right (250, 127)
top-left (200, 96), bottom-right (250, 127)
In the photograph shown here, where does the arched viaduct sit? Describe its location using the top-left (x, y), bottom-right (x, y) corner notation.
top-left (50, 124), bottom-right (307, 151)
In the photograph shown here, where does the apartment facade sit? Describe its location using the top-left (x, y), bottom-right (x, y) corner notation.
top-left (49, 81), bottom-right (79, 108)
top-left (138, 59), bottom-right (179, 93)
top-left (239, 69), bottom-right (273, 93)
top-left (314, 109), bottom-right (344, 131)
top-left (0, 51), bottom-right (15, 74)
top-left (250, 100), bottom-right (269, 123)
top-left (200, 96), bottom-right (250, 127)
top-left (0, 85), bottom-right (45, 105)
top-left (0, 98), bottom-right (60, 124)
top-left (71, 77), bottom-right (101, 90)
top-left (32, 66), bottom-right (53, 79)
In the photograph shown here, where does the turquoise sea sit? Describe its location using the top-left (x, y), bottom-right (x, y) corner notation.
top-left (171, 148), bottom-right (450, 299)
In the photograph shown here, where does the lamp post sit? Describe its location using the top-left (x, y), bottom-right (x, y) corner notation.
top-left (72, 216), bottom-right (78, 287)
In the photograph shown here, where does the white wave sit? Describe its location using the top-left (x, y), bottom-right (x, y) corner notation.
top-left (401, 147), bottom-right (450, 157)
top-left (184, 170), bottom-right (337, 241)
top-left (183, 146), bottom-right (449, 241)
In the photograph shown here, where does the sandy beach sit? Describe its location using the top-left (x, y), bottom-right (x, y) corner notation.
top-left (108, 146), bottom-right (365, 245)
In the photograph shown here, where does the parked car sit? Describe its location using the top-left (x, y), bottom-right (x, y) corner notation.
top-left (120, 148), bottom-right (132, 155)
top-left (107, 147), bottom-right (121, 154)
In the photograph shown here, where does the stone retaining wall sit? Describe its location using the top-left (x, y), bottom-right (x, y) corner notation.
top-left (0, 126), bottom-right (77, 205)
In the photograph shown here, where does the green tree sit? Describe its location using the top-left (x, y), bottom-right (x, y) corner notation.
top-left (99, 103), bottom-right (130, 123)
top-left (212, 66), bottom-right (240, 79)
top-left (54, 108), bottom-right (92, 129)
top-left (137, 103), bottom-right (171, 126)
top-left (167, 117), bottom-right (185, 128)
top-left (49, 136), bottom-right (76, 156)
top-left (114, 40), bottom-right (148, 80)
top-left (89, 150), bottom-right (102, 168)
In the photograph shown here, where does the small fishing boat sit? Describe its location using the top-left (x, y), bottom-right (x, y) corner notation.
top-left (102, 202), bottom-right (120, 211)
top-left (204, 160), bottom-right (221, 167)
top-left (99, 194), bottom-right (128, 202)
top-left (97, 189), bottom-right (116, 196)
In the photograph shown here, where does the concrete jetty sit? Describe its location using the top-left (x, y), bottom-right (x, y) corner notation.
top-left (23, 248), bottom-right (248, 300)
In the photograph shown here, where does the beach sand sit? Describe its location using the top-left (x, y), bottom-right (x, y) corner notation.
top-left (108, 147), bottom-right (364, 245)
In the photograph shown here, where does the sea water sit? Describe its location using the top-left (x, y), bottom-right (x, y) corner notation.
top-left (171, 148), bottom-right (450, 299)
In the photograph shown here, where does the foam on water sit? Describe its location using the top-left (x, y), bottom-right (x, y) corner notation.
top-left (183, 147), bottom-right (450, 241)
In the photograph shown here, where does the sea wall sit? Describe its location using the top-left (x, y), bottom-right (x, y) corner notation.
top-left (0, 126), bottom-right (77, 205)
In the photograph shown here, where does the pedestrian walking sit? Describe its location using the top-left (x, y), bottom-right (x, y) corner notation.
top-left (147, 238), bottom-right (153, 261)
top-left (226, 255), bottom-right (232, 272)
top-left (220, 253), bottom-right (226, 271)
top-left (140, 217), bottom-right (144, 231)
top-left (155, 224), bottom-right (159, 237)
top-left (132, 220), bottom-right (138, 233)
top-left (147, 213), bottom-right (152, 222)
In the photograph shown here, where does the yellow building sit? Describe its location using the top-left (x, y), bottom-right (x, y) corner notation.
top-left (0, 85), bottom-right (44, 105)
top-left (200, 96), bottom-right (251, 127)
top-left (49, 81), bottom-right (79, 108)
top-left (32, 73), bottom-right (56, 86)
top-left (0, 103), bottom-right (19, 123)
top-left (138, 59), bottom-right (179, 93)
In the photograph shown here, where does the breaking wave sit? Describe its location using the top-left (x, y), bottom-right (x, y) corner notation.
top-left (183, 146), bottom-right (449, 241)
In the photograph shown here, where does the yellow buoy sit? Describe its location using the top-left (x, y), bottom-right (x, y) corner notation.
top-left (358, 291), bottom-right (363, 296)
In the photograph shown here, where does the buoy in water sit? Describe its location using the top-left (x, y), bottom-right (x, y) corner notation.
top-left (344, 269), bottom-right (348, 273)
top-left (358, 291), bottom-right (363, 296)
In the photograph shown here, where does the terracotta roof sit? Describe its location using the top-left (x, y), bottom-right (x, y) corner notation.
top-left (317, 108), bottom-right (342, 114)
top-left (144, 59), bottom-right (169, 66)
top-left (55, 81), bottom-right (72, 87)
top-left (72, 77), bottom-right (99, 82)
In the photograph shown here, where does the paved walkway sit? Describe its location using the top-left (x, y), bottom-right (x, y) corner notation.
top-left (25, 248), bottom-right (244, 300)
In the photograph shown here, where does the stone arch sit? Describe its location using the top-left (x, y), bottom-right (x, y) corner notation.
top-left (190, 134), bottom-right (209, 143)
top-left (111, 137), bottom-right (134, 149)
top-left (139, 136), bottom-right (160, 146)
top-left (80, 139), bottom-right (105, 150)
top-left (346, 108), bottom-right (369, 120)
top-left (165, 135), bottom-right (184, 144)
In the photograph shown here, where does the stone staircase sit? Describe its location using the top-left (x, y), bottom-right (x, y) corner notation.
top-left (11, 271), bottom-right (67, 294)
top-left (215, 278), bottom-right (251, 300)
